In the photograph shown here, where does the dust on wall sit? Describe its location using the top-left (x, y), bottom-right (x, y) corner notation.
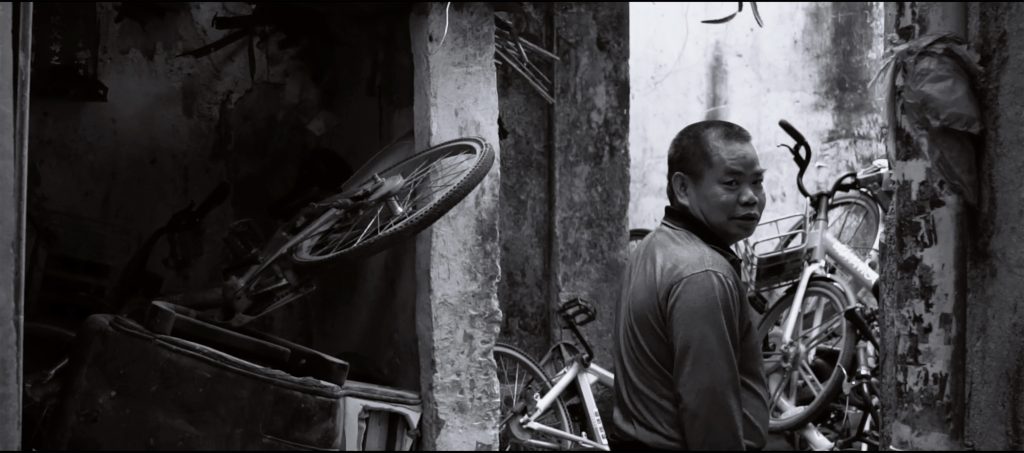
top-left (628, 2), bottom-right (886, 231)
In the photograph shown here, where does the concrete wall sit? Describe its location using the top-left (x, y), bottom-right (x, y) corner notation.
top-left (495, 2), bottom-right (631, 372)
top-left (965, 3), bottom-right (1024, 449)
top-left (629, 2), bottom-right (886, 231)
top-left (496, 4), bottom-right (554, 360)
top-left (552, 1), bottom-right (630, 371)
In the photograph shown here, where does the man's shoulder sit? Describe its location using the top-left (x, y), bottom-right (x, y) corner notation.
top-left (649, 226), bottom-right (739, 279)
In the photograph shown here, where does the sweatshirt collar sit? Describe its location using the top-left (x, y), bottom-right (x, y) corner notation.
top-left (662, 205), bottom-right (742, 272)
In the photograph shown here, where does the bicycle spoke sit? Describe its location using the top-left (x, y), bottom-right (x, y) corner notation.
top-left (382, 153), bottom-right (472, 230)
top-left (403, 156), bottom-right (475, 203)
top-left (801, 315), bottom-right (844, 351)
top-left (320, 209), bottom-right (374, 254)
top-left (347, 204), bottom-right (385, 249)
top-left (831, 206), bottom-right (855, 243)
top-left (394, 157), bottom-right (473, 216)
top-left (315, 204), bottom-right (382, 255)
top-left (799, 359), bottom-right (825, 396)
top-left (788, 366), bottom-right (802, 406)
top-left (513, 361), bottom-right (522, 408)
top-left (768, 370), bottom-right (793, 416)
top-left (402, 151), bottom-right (469, 191)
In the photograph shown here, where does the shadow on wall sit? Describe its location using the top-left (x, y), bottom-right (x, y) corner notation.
top-left (26, 2), bottom-right (421, 390)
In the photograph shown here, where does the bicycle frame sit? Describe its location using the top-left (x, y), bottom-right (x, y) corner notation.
top-left (518, 345), bottom-right (615, 451)
top-left (778, 198), bottom-right (880, 349)
top-left (769, 120), bottom-right (885, 451)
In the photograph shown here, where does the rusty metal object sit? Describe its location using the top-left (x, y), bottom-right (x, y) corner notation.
top-left (494, 14), bottom-right (557, 104)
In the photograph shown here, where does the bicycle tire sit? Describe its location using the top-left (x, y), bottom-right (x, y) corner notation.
top-left (494, 343), bottom-right (574, 451)
top-left (782, 192), bottom-right (882, 262)
top-left (757, 280), bottom-right (856, 432)
top-left (291, 137), bottom-right (495, 264)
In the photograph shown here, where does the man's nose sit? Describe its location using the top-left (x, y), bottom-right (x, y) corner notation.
top-left (738, 187), bottom-right (759, 205)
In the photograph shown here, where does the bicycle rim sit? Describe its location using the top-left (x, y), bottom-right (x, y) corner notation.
top-left (758, 281), bottom-right (856, 432)
top-left (826, 192), bottom-right (882, 261)
top-left (291, 137), bottom-right (494, 264)
top-left (779, 192), bottom-right (882, 261)
top-left (494, 344), bottom-right (573, 451)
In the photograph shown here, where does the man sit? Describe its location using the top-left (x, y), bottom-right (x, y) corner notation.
top-left (612, 120), bottom-right (769, 450)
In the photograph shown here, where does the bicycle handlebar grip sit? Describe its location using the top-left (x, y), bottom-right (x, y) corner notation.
top-left (779, 119), bottom-right (807, 145)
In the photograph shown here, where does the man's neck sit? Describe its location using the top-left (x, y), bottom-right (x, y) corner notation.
top-left (662, 205), bottom-right (741, 272)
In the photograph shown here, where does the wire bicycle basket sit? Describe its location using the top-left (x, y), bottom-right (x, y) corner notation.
top-left (737, 212), bottom-right (808, 292)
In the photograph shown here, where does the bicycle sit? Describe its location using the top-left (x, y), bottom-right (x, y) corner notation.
top-left (745, 120), bottom-right (883, 450)
top-left (494, 298), bottom-right (615, 451)
top-left (155, 136), bottom-right (494, 329)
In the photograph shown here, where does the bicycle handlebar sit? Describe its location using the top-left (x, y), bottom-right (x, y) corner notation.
top-left (779, 119), bottom-right (807, 145)
top-left (778, 119), bottom-right (861, 203)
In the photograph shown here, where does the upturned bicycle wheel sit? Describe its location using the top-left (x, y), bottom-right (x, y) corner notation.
top-left (291, 137), bottom-right (494, 264)
top-left (495, 343), bottom-right (573, 451)
top-left (757, 280), bottom-right (856, 432)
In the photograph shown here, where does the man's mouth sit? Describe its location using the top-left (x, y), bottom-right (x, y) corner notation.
top-left (734, 214), bottom-right (761, 223)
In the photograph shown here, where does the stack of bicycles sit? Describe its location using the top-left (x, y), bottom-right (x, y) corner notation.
top-left (741, 120), bottom-right (890, 451)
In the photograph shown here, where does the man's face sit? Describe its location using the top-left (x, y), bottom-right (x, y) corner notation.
top-left (680, 139), bottom-right (766, 245)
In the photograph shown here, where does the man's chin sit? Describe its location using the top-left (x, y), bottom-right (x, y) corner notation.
top-left (725, 224), bottom-right (757, 244)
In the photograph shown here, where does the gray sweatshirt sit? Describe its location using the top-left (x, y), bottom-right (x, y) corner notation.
top-left (612, 206), bottom-right (768, 450)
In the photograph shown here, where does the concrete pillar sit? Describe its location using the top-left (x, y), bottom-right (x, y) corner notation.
top-left (881, 2), bottom-right (968, 450)
top-left (965, 2), bottom-right (1024, 450)
top-left (0, 1), bottom-right (32, 449)
top-left (0, 3), bottom-right (21, 450)
top-left (551, 2), bottom-right (630, 371)
top-left (495, 4), bottom-right (554, 360)
top-left (410, 3), bottom-right (503, 450)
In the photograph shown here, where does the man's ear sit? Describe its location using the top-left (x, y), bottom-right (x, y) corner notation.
top-left (671, 172), bottom-right (692, 208)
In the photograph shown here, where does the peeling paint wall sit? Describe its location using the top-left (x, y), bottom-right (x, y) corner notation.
top-left (629, 2), bottom-right (886, 231)
top-left (879, 3), bottom-right (976, 450)
top-left (27, 2), bottom-right (419, 389)
top-left (966, 2), bottom-right (1024, 450)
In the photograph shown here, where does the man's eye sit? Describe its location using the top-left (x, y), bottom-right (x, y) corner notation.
top-left (753, 179), bottom-right (764, 186)
top-left (722, 180), bottom-right (739, 188)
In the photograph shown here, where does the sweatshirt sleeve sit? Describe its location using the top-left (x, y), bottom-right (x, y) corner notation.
top-left (665, 269), bottom-right (746, 450)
